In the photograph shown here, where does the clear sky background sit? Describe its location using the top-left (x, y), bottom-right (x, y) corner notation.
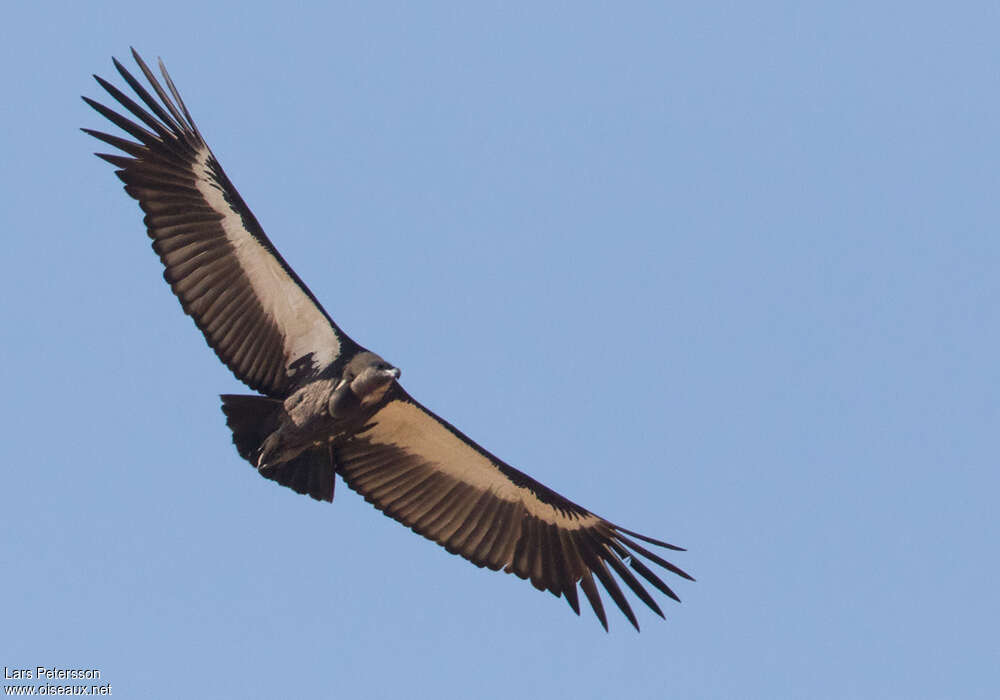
top-left (2, 3), bottom-right (998, 698)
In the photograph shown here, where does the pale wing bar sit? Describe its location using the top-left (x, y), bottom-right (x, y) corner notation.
top-left (83, 50), bottom-right (351, 397)
top-left (335, 387), bottom-right (693, 631)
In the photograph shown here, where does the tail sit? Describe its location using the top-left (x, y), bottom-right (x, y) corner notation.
top-left (219, 394), bottom-right (336, 502)
top-left (220, 394), bottom-right (283, 462)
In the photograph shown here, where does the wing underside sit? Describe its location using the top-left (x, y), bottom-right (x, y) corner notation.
top-left (84, 50), bottom-right (354, 397)
top-left (336, 386), bottom-right (692, 630)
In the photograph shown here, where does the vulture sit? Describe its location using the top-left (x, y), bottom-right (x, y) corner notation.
top-left (83, 49), bottom-right (692, 631)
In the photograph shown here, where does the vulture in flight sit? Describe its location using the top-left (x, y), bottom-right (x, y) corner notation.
top-left (83, 50), bottom-right (692, 631)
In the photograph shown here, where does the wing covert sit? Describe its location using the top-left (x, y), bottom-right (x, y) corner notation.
top-left (335, 385), bottom-right (693, 630)
top-left (83, 50), bottom-right (357, 397)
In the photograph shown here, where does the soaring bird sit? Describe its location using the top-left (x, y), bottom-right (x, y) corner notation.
top-left (83, 49), bottom-right (692, 631)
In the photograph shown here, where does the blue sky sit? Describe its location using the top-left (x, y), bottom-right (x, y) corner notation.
top-left (3, 2), bottom-right (998, 698)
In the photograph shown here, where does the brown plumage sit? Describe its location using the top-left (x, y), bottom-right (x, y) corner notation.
top-left (84, 49), bottom-right (693, 631)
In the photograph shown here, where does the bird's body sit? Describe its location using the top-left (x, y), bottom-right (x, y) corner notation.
top-left (84, 49), bottom-right (692, 630)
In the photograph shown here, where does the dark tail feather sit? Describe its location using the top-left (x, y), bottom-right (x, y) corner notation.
top-left (219, 394), bottom-right (336, 503)
top-left (268, 446), bottom-right (337, 502)
top-left (220, 394), bottom-right (283, 461)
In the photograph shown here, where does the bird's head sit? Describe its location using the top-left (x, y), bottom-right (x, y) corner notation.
top-left (341, 351), bottom-right (400, 406)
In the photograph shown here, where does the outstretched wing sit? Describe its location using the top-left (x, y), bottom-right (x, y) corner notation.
top-left (83, 50), bottom-right (358, 398)
top-left (335, 385), bottom-right (693, 631)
